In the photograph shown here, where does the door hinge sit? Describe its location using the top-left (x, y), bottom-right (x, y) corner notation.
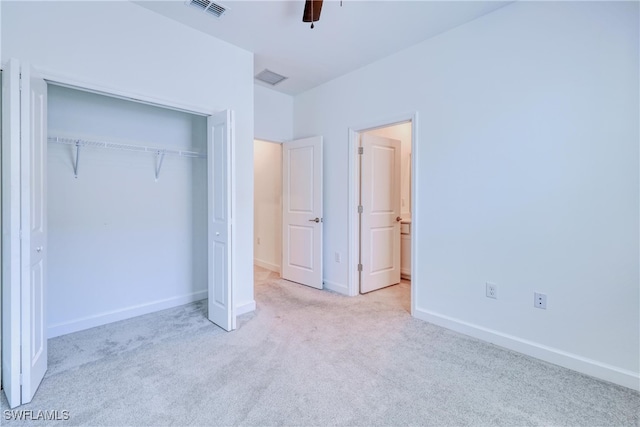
top-left (357, 263), bottom-right (363, 272)
top-left (20, 373), bottom-right (23, 385)
top-left (357, 205), bottom-right (363, 214)
top-left (358, 147), bottom-right (363, 155)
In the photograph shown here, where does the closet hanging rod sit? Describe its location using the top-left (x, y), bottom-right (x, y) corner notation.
top-left (47, 136), bottom-right (206, 159)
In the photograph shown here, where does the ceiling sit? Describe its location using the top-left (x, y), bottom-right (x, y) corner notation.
top-left (135, 0), bottom-right (512, 96)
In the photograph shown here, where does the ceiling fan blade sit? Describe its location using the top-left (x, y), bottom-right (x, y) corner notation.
top-left (302, 0), bottom-right (323, 23)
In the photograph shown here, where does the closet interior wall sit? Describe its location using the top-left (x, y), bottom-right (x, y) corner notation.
top-left (47, 85), bottom-right (208, 338)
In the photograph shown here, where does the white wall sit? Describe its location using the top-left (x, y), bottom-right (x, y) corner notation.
top-left (47, 85), bottom-right (207, 336)
top-left (254, 140), bottom-right (282, 272)
top-left (367, 123), bottom-right (412, 219)
top-left (253, 84), bottom-right (291, 274)
top-left (255, 85), bottom-right (293, 143)
top-left (294, 1), bottom-right (639, 389)
top-left (2, 1), bottom-right (255, 317)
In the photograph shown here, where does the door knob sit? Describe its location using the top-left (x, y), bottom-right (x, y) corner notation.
top-left (36, 246), bottom-right (43, 253)
top-left (396, 216), bottom-right (403, 222)
top-left (309, 217), bottom-right (320, 223)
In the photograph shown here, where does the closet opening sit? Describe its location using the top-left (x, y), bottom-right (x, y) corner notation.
top-left (47, 84), bottom-right (210, 338)
top-left (3, 62), bottom-right (233, 407)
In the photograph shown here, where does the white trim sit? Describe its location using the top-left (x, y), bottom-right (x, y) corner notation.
top-left (235, 300), bottom-right (256, 316)
top-left (254, 258), bottom-right (280, 273)
top-left (47, 290), bottom-right (208, 339)
top-left (347, 128), bottom-right (359, 297)
top-left (347, 112), bottom-right (418, 310)
top-left (323, 279), bottom-right (349, 295)
top-left (409, 113), bottom-right (418, 317)
top-left (414, 307), bottom-right (640, 391)
top-left (34, 67), bottom-right (214, 117)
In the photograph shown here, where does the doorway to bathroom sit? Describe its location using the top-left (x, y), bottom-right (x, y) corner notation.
top-left (348, 116), bottom-right (416, 313)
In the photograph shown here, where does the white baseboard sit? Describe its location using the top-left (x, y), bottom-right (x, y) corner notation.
top-left (48, 290), bottom-right (208, 338)
top-left (323, 279), bottom-right (349, 295)
top-left (49, 292), bottom-right (258, 338)
top-left (414, 307), bottom-right (640, 391)
top-left (254, 258), bottom-right (280, 273)
top-left (235, 300), bottom-right (256, 316)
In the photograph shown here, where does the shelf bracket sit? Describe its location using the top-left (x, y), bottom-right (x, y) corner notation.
top-left (73, 140), bottom-right (81, 178)
top-left (155, 150), bottom-right (166, 181)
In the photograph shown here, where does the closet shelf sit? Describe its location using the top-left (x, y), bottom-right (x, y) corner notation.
top-left (47, 136), bottom-right (206, 158)
top-left (48, 136), bottom-right (205, 180)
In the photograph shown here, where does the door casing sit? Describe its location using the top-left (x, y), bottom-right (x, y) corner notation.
top-left (347, 113), bottom-right (418, 313)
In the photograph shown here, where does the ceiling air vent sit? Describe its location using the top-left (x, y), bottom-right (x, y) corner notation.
top-left (255, 69), bottom-right (288, 86)
top-left (186, 0), bottom-right (228, 18)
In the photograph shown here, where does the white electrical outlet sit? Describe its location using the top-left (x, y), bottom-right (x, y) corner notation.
top-left (335, 252), bottom-right (341, 263)
top-left (486, 282), bottom-right (497, 299)
top-left (257, 237), bottom-right (261, 245)
top-left (534, 292), bottom-right (547, 309)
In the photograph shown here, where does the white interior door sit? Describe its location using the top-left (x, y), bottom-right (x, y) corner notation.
top-left (207, 110), bottom-right (235, 331)
top-left (360, 133), bottom-right (401, 293)
top-left (281, 136), bottom-right (323, 289)
top-left (1, 60), bottom-right (48, 408)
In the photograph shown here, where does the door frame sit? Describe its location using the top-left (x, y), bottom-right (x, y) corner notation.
top-left (1, 62), bottom-right (237, 405)
top-left (347, 113), bottom-right (418, 314)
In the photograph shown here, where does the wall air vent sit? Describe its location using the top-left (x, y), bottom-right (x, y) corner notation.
top-left (255, 69), bottom-right (288, 86)
top-left (186, 0), bottom-right (228, 18)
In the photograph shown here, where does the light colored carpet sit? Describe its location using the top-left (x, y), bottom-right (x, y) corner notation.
top-left (1, 266), bottom-right (638, 426)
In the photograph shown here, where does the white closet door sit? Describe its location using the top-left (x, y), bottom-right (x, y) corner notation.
top-left (1, 60), bottom-right (48, 408)
top-left (2, 59), bottom-right (23, 409)
top-left (20, 65), bottom-right (48, 405)
top-left (207, 110), bottom-right (235, 331)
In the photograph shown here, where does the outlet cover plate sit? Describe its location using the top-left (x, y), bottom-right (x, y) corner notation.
top-left (534, 292), bottom-right (547, 309)
top-left (486, 282), bottom-right (497, 299)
